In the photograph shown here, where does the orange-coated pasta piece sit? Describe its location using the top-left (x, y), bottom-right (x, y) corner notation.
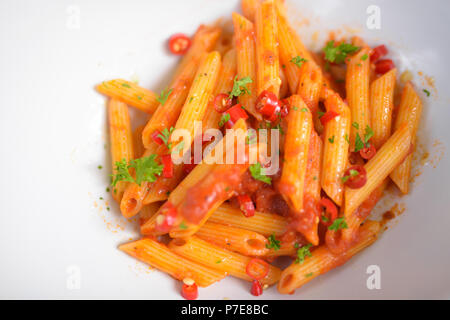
top-left (108, 99), bottom-right (134, 202)
top-left (169, 236), bottom-right (281, 286)
top-left (119, 238), bottom-right (226, 287)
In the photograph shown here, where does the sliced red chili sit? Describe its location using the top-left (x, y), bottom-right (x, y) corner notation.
top-left (213, 93), bottom-right (233, 113)
top-left (342, 165), bottom-right (367, 189)
top-left (375, 59), bottom-right (395, 74)
top-left (280, 99), bottom-right (290, 118)
top-left (161, 154), bottom-right (173, 178)
top-left (181, 279), bottom-right (198, 300)
top-left (360, 144), bottom-right (377, 160)
top-left (151, 130), bottom-right (163, 145)
top-left (168, 33), bottom-right (191, 55)
top-left (250, 280), bottom-right (263, 296)
top-left (320, 111), bottom-right (339, 126)
top-left (155, 202), bottom-right (177, 233)
top-left (246, 258), bottom-right (269, 280)
top-left (255, 90), bottom-right (281, 122)
top-left (238, 195), bottom-right (255, 217)
top-left (370, 45), bottom-right (388, 62)
top-left (223, 103), bottom-right (248, 129)
top-left (319, 198), bottom-right (338, 227)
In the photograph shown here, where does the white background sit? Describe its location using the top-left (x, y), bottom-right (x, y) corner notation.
top-left (0, 0), bottom-right (449, 299)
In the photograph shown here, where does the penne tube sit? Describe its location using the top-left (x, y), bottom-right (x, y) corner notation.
top-left (279, 95), bottom-right (312, 212)
top-left (132, 125), bottom-right (145, 159)
top-left (346, 47), bottom-right (371, 150)
top-left (297, 129), bottom-right (322, 246)
top-left (345, 123), bottom-right (412, 218)
top-left (369, 68), bottom-right (397, 149)
top-left (278, 220), bottom-right (380, 294)
top-left (232, 13), bottom-right (260, 119)
top-left (208, 204), bottom-right (288, 237)
top-left (97, 79), bottom-right (159, 114)
top-left (276, 7), bottom-right (301, 94)
top-left (119, 238), bottom-right (226, 287)
top-left (202, 49), bottom-right (237, 132)
top-left (108, 99), bottom-right (134, 202)
top-left (241, 0), bottom-right (259, 21)
top-left (168, 236), bottom-right (281, 286)
top-left (119, 144), bottom-right (158, 218)
top-left (389, 82), bottom-right (423, 194)
top-left (255, 0), bottom-right (281, 97)
top-left (139, 202), bottom-right (163, 226)
top-left (196, 221), bottom-right (269, 256)
top-left (143, 51), bottom-right (222, 205)
top-left (321, 89), bottom-right (351, 207)
top-left (141, 120), bottom-right (248, 236)
top-left (142, 25), bottom-right (221, 148)
top-left (297, 61), bottom-right (323, 116)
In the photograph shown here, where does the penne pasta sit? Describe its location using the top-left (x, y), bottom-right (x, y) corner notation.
top-left (241, 0), bottom-right (259, 21)
top-left (132, 125), bottom-right (145, 159)
top-left (142, 25), bottom-right (221, 149)
top-left (255, 0), bottom-right (281, 97)
top-left (321, 89), bottom-right (351, 206)
top-left (208, 204), bottom-right (288, 237)
top-left (196, 221), bottom-right (269, 256)
top-left (346, 47), bottom-right (371, 149)
top-left (119, 238), bottom-right (226, 287)
top-left (370, 68), bottom-right (397, 149)
top-left (108, 99), bottom-right (134, 202)
top-left (232, 13), bottom-right (260, 119)
top-left (279, 95), bottom-right (312, 212)
top-left (345, 123), bottom-right (412, 218)
top-left (202, 49), bottom-right (237, 132)
top-left (169, 236), bottom-right (281, 286)
top-left (139, 202), bottom-right (163, 226)
top-left (278, 220), bottom-right (380, 294)
top-left (97, 79), bottom-right (159, 114)
top-left (389, 82), bottom-right (423, 194)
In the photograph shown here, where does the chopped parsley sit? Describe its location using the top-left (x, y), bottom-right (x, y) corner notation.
top-left (266, 234), bottom-right (281, 251)
top-left (354, 125), bottom-right (374, 152)
top-left (295, 243), bottom-right (312, 264)
top-left (111, 159), bottom-right (134, 187)
top-left (292, 106), bottom-right (299, 111)
top-left (423, 89), bottom-right (431, 97)
top-left (129, 155), bottom-right (163, 185)
top-left (361, 54), bottom-right (369, 61)
top-left (122, 83), bottom-right (131, 88)
top-left (179, 222), bottom-right (188, 230)
top-left (218, 113), bottom-right (231, 127)
top-left (97, 165), bottom-right (103, 170)
top-left (290, 56), bottom-right (308, 68)
top-left (300, 108), bottom-right (308, 112)
top-left (328, 217), bottom-right (348, 231)
top-left (341, 169), bottom-right (360, 183)
top-left (328, 135), bottom-right (335, 144)
top-left (156, 88), bottom-right (173, 105)
top-left (323, 41), bottom-right (360, 64)
top-left (249, 163), bottom-right (271, 184)
top-left (229, 76), bottom-right (252, 99)
top-left (305, 272), bottom-right (314, 278)
top-left (157, 127), bottom-right (175, 150)
top-left (352, 122), bottom-right (359, 130)
top-left (318, 111), bottom-right (325, 119)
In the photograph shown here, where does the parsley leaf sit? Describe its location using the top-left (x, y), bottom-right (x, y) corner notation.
top-left (290, 56), bottom-right (308, 68)
top-left (111, 158), bottom-right (134, 187)
top-left (229, 76), bottom-right (252, 99)
top-left (328, 217), bottom-right (348, 231)
top-left (157, 127), bottom-right (175, 150)
top-left (323, 40), bottom-right (360, 64)
top-left (354, 133), bottom-right (365, 152)
top-left (219, 113), bottom-right (231, 127)
top-left (157, 88), bottom-right (173, 105)
top-left (295, 243), bottom-right (312, 264)
top-left (249, 163), bottom-right (271, 184)
top-left (364, 125), bottom-right (374, 144)
top-left (129, 155), bottom-right (163, 185)
top-left (328, 135), bottom-right (335, 144)
top-left (266, 234), bottom-right (281, 251)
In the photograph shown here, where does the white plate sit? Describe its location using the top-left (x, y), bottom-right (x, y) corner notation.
top-left (0, 0), bottom-right (449, 299)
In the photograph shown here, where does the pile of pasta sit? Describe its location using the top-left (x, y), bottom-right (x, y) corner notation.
top-left (97, 0), bottom-right (423, 298)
